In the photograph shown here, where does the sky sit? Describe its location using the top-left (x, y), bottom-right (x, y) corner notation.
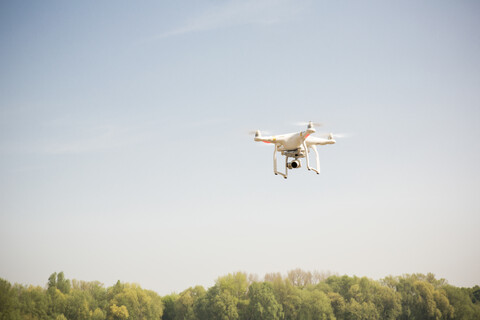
top-left (1, 0), bottom-right (479, 295)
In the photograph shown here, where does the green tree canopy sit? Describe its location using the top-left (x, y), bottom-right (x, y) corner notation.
top-left (246, 282), bottom-right (283, 320)
top-left (1, 271), bottom-right (479, 320)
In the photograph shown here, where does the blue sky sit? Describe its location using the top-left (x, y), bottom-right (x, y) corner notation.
top-left (1, 0), bottom-right (479, 294)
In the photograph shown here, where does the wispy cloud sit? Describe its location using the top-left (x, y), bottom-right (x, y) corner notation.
top-left (154, 0), bottom-right (305, 39)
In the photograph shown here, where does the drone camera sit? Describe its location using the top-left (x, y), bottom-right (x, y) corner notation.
top-left (287, 160), bottom-right (301, 169)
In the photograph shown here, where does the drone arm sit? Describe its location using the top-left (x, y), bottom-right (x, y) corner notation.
top-left (255, 135), bottom-right (277, 144)
top-left (306, 136), bottom-right (335, 146)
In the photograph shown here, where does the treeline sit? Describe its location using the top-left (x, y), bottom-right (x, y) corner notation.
top-left (1, 270), bottom-right (479, 320)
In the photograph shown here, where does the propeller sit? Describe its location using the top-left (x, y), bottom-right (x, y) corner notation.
top-left (293, 121), bottom-right (323, 127)
top-left (247, 130), bottom-right (272, 136)
top-left (317, 132), bottom-right (350, 139)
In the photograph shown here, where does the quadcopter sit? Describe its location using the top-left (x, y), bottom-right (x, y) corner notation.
top-left (254, 121), bottom-right (336, 179)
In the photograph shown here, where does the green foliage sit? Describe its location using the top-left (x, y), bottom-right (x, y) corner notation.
top-left (65, 290), bottom-right (91, 320)
top-left (48, 287), bottom-right (67, 317)
top-left (198, 272), bottom-right (249, 320)
top-left (0, 273), bottom-right (164, 320)
top-left (385, 274), bottom-right (455, 320)
top-left (56, 272), bottom-right (71, 294)
top-left (328, 291), bottom-right (346, 319)
top-left (299, 288), bottom-right (335, 320)
top-left (48, 272), bottom-right (70, 294)
top-left (345, 298), bottom-right (378, 320)
top-left (108, 283), bottom-right (164, 320)
top-left (174, 286), bottom-right (205, 320)
top-left (1, 270), bottom-right (479, 320)
top-left (110, 304), bottom-right (129, 320)
top-left (266, 275), bottom-right (303, 319)
top-left (0, 278), bottom-right (20, 320)
top-left (92, 307), bottom-right (106, 320)
top-left (444, 285), bottom-right (480, 320)
top-left (472, 285), bottom-right (480, 303)
top-left (162, 293), bottom-right (178, 320)
top-left (246, 282), bottom-right (283, 320)
top-left (15, 284), bottom-right (49, 320)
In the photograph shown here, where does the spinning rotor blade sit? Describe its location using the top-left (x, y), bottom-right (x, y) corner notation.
top-left (317, 132), bottom-right (350, 139)
top-left (293, 121), bottom-right (323, 127)
top-left (247, 130), bottom-right (272, 135)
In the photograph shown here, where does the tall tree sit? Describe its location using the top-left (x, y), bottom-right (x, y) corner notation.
top-left (108, 283), bottom-right (164, 320)
top-left (174, 286), bottom-right (206, 320)
top-left (299, 289), bottom-right (335, 320)
top-left (246, 282), bottom-right (283, 320)
top-left (162, 293), bottom-right (178, 320)
top-left (268, 277), bottom-right (303, 320)
top-left (0, 278), bottom-right (20, 320)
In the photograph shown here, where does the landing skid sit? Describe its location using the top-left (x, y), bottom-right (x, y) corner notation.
top-left (273, 144), bottom-right (320, 178)
top-left (273, 145), bottom-right (288, 179)
top-left (304, 142), bottom-right (320, 174)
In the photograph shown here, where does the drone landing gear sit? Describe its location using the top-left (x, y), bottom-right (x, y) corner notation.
top-left (273, 145), bottom-right (288, 179)
top-left (304, 142), bottom-right (320, 174)
top-left (273, 144), bottom-right (321, 178)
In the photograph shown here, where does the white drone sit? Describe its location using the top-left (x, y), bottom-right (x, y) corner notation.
top-left (254, 121), bottom-right (336, 179)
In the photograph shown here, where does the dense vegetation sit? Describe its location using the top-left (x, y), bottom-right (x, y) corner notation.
top-left (1, 270), bottom-right (479, 320)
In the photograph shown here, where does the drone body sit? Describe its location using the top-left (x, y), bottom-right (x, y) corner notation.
top-left (254, 121), bottom-right (335, 179)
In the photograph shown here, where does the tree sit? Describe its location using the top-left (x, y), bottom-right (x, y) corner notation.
top-left (48, 273), bottom-right (57, 290)
top-left (200, 272), bottom-right (249, 320)
top-left (372, 284), bottom-right (401, 320)
top-left (48, 287), bottom-right (67, 318)
top-left (162, 293), bottom-right (178, 320)
top-left (56, 272), bottom-right (71, 294)
top-left (16, 284), bottom-right (49, 320)
top-left (287, 269), bottom-right (313, 287)
top-left (71, 280), bottom-right (108, 312)
top-left (388, 274), bottom-right (454, 320)
top-left (108, 283), bottom-right (163, 320)
top-left (264, 273), bottom-right (282, 283)
top-left (0, 278), bottom-right (20, 320)
top-left (65, 290), bottom-right (91, 320)
top-left (201, 285), bottom-right (239, 320)
top-left (246, 282), bottom-right (283, 320)
top-left (328, 292), bottom-right (346, 320)
top-left (92, 308), bottom-right (106, 320)
top-left (175, 286), bottom-right (206, 320)
top-left (472, 285), bottom-right (480, 303)
top-left (325, 275), bottom-right (357, 299)
top-left (345, 299), bottom-right (379, 320)
top-left (48, 272), bottom-right (70, 294)
top-left (2, 270), bottom-right (479, 320)
top-left (110, 304), bottom-right (129, 320)
top-left (443, 285), bottom-right (480, 320)
top-left (299, 289), bottom-right (335, 320)
top-left (269, 277), bottom-right (303, 320)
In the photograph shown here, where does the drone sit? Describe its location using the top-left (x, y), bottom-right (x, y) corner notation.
top-left (254, 121), bottom-right (336, 179)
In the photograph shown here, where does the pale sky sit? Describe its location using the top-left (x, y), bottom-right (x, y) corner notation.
top-left (1, 0), bottom-right (479, 295)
